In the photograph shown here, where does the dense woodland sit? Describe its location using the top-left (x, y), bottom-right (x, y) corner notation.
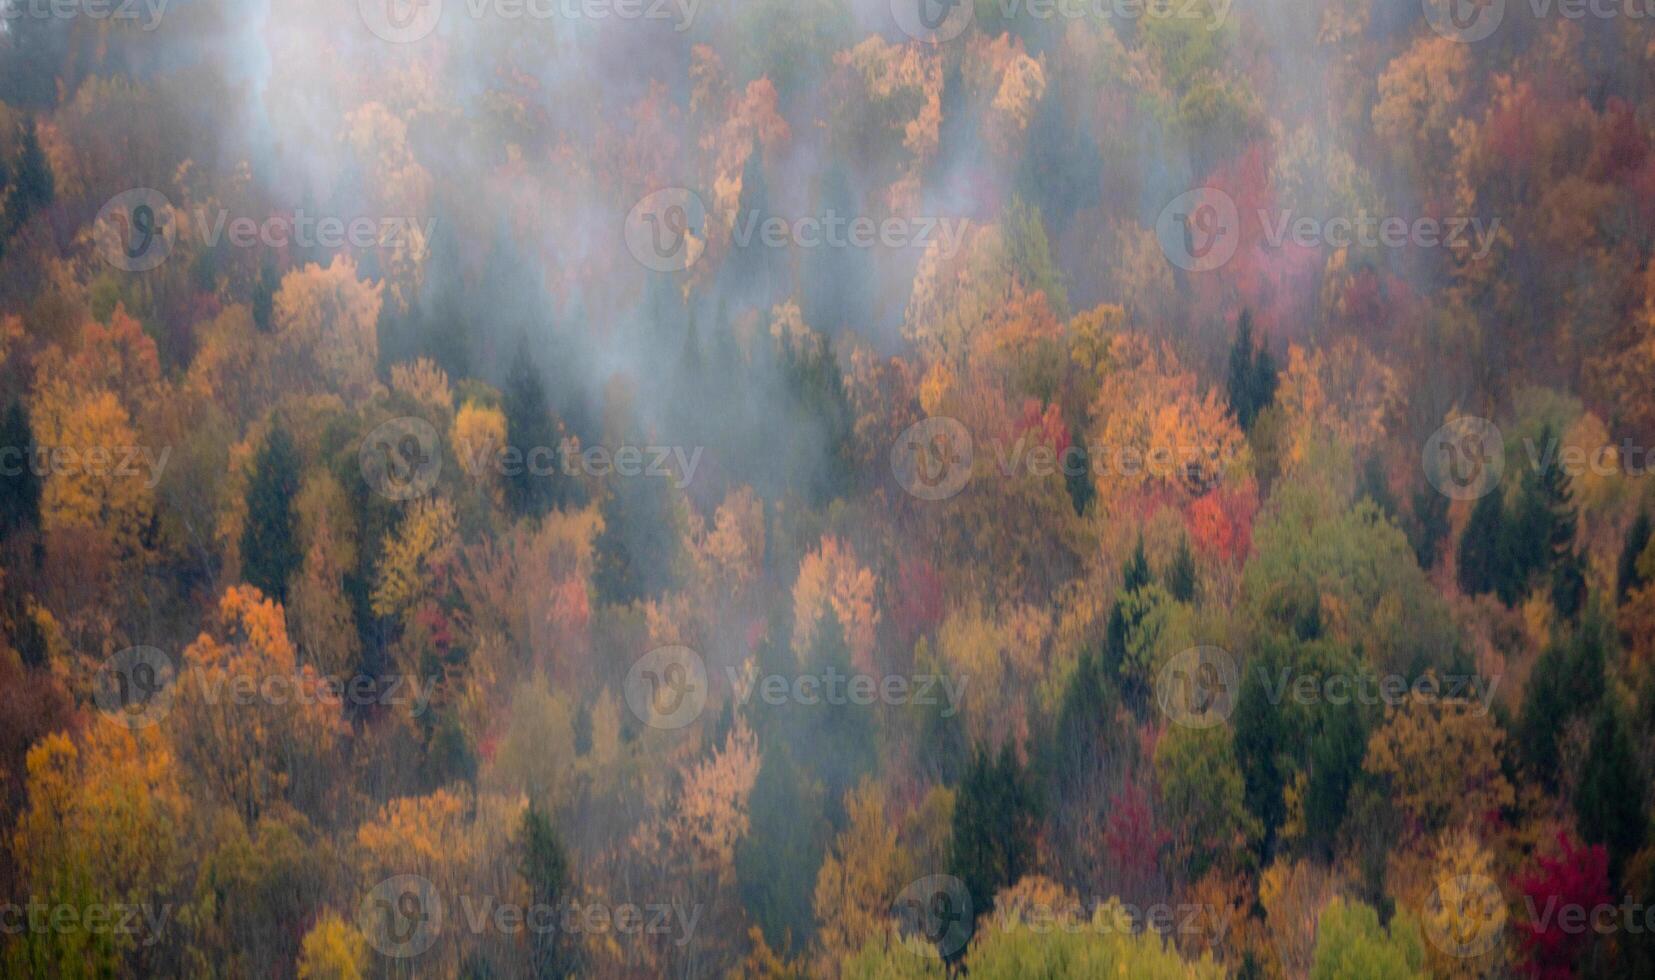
top-left (1, 0), bottom-right (1655, 976)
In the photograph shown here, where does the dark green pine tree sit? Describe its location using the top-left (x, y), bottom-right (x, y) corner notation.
top-left (727, 145), bottom-right (780, 303)
top-left (8, 116), bottom-right (54, 232)
top-left (1517, 612), bottom-right (1609, 792)
top-left (251, 260), bottom-right (280, 333)
top-left (799, 165), bottom-right (873, 336)
top-left (519, 806), bottom-right (578, 979)
top-left (929, 54), bottom-right (976, 187)
top-left (1408, 480), bottom-right (1451, 569)
top-left (1302, 701), bottom-right (1366, 860)
top-left (779, 330), bottom-right (854, 506)
top-left (1457, 491), bottom-right (1505, 598)
top-left (1232, 648), bottom-right (1289, 847)
top-left (1103, 537), bottom-right (1153, 707)
top-left (734, 745), bottom-right (828, 956)
top-left (240, 425), bottom-right (302, 602)
top-left (948, 741), bottom-right (1037, 954)
top-left (1617, 510), bottom-right (1651, 605)
top-left (1165, 536), bottom-right (1197, 603)
top-left (591, 466), bottom-right (680, 607)
top-left (1575, 705), bottom-right (1647, 879)
top-left (1225, 311), bottom-right (1277, 432)
top-left (502, 344), bottom-right (569, 519)
top-left (0, 400), bottom-right (41, 540)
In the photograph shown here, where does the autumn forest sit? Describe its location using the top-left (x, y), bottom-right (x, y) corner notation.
top-left (1, 0), bottom-right (1655, 977)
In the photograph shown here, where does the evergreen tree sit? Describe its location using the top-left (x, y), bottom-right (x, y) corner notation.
top-left (1407, 481), bottom-right (1450, 569)
top-left (1232, 651), bottom-right (1289, 848)
top-left (799, 165), bottom-right (873, 335)
top-left (734, 746), bottom-right (828, 955)
top-left (727, 145), bottom-right (780, 303)
top-left (591, 469), bottom-right (680, 607)
top-left (1165, 536), bottom-right (1197, 603)
top-left (1457, 491), bottom-right (1506, 598)
top-left (1617, 510), bottom-right (1651, 605)
top-left (1302, 701), bottom-right (1366, 860)
top-left (252, 260), bottom-right (279, 333)
top-left (0, 400), bottom-right (41, 539)
top-left (502, 345), bottom-right (569, 518)
top-left (1517, 613), bottom-right (1610, 791)
top-left (519, 806), bottom-right (578, 978)
top-left (948, 741), bottom-right (1037, 955)
top-left (1357, 455), bottom-right (1397, 520)
top-left (241, 425), bottom-right (302, 602)
top-left (7, 116), bottom-right (54, 233)
top-left (1063, 441), bottom-right (1094, 516)
top-left (1226, 311), bottom-right (1277, 432)
top-left (1575, 705), bottom-right (1647, 880)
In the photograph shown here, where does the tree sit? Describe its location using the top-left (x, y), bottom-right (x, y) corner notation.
top-left (296, 913), bottom-right (367, 980)
top-left (1617, 510), bottom-right (1651, 605)
top-left (0, 400), bottom-right (40, 538)
top-left (1458, 490), bottom-right (1508, 600)
top-left (1408, 480), bottom-right (1450, 569)
top-left (1226, 311), bottom-right (1278, 432)
top-left (1165, 536), bottom-right (1197, 603)
top-left (6, 116), bottom-right (54, 237)
top-left (1155, 725), bottom-right (1260, 876)
top-left (1362, 693), bottom-right (1514, 840)
top-left (501, 345), bottom-right (569, 518)
top-left (1308, 898), bottom-right (1428, 980)
top-left (591, 467), bottom-right (680, 607)
top-left (792, 537), bottom-right (879, 674)
top-left (241, 424), bottom-right (302, 603)
top-left (519, 805), bottom-right (577, 978)
top-left (252, 260), bottom-right (280, 333)
top-left (1516, 612), bottom-right (1609, 791)
top-left (273, 258), bottom-right (383, 403)
top-left (733, 745), bottom-right (829, 959)
top-left (948, 741), bottom-right (1037, 958)
top-left (1514, 833), bottom-right (1611, 979)
top-left (813, 779), bottom-right (908, 971)
top-left (1575, 705), bottom-right (1647, 879)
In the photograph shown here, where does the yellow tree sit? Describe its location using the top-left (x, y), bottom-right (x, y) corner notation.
top-left (793, 537), bottom-right (880, 673)
top-left (813, 779), bottom-right (910, 971)
top-left (10, 724), bottom-right (188, 975)
top-left (1363, 692), bottom-right (1514, 841)
top-left (173, 585), bottom-right (340, 824)
top-left (28, 386), bottom-right (153, 554)
top-left (296, 913), bottom-right (367, 980)
top-left (273, 257), bottom-right (383, 403)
